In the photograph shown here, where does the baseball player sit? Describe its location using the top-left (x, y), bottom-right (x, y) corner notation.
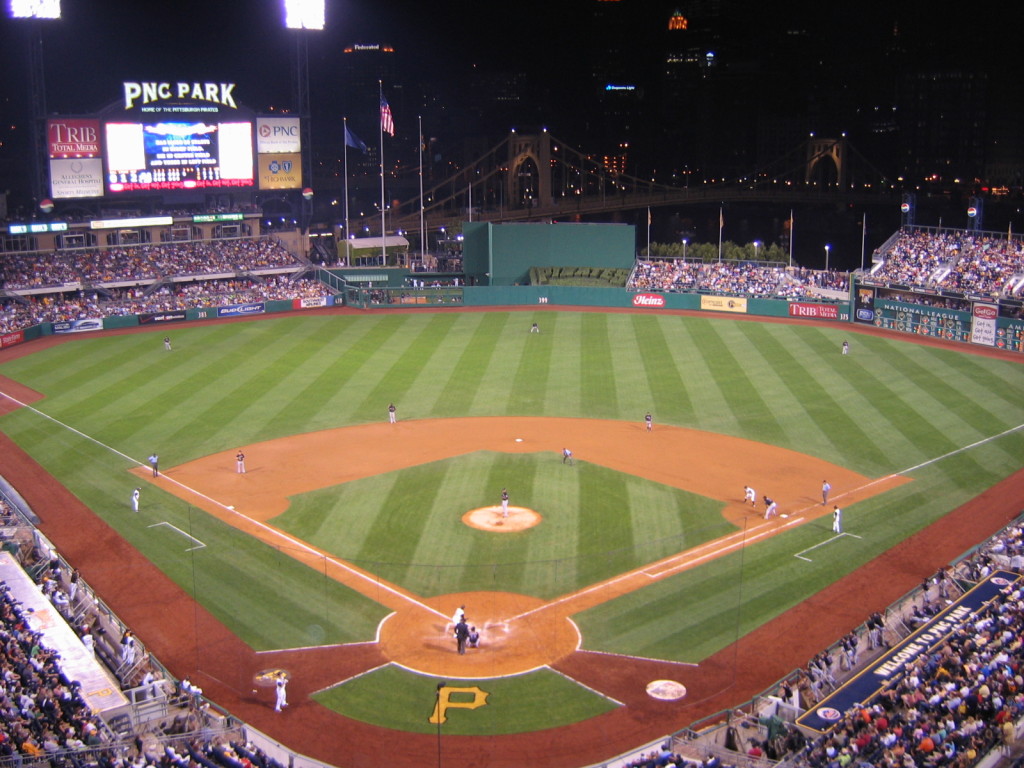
top-left (163, 336), bottom-right (172, 351)
top-left (274, 673), bottom-right (288, 712)
top-left (131, 488), bottom-right (140, 512)
top-left (763, 495), bottom-right (778, 519)
top-left (744, 485), bottom-right (756, 506)
top-left (388, 403), bottom-right (397, 423)
top-left (562, 448), bottom-right (574, 465)
top-left (236, 450), bottom-right (246, 474)
top-left (841, 340), bottom-right (849, 355)
top-left (644, 412), bottom-right (653, 432)
top-left (832, 505), bottom-right (843, 533)
top-left (501, 488), bottom-right (509, 518)
top-left (821, 480), bottom-right (832, 505)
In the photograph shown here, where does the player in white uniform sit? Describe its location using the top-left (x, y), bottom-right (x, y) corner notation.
top-left (744, 486), bottom-right (756, 506)
top-left (832, 506), bottom-right (843, 533)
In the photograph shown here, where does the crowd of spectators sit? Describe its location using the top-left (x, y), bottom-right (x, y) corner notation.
top-left (0, 276), bottom-right (331, 334)
top-left (629, 260), bottom-right (849, 298)
top-left (1, 238), bottom-right (302, 291)
top-left (0, 575), bottom-right (111, 759)
top-left (871, 230), bottom-right (1024, 298)
top-left (762, 522), bottom-right (1024, 768)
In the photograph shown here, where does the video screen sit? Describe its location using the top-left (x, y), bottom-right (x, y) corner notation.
top-left (105, 121), bottom-right (254, 192)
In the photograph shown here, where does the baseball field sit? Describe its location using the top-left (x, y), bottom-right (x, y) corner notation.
top-left (0, 307), bottom-right (1022, 767)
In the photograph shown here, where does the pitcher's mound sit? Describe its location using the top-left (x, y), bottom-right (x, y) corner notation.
top-left (463, 506), bottom-right (541, 532)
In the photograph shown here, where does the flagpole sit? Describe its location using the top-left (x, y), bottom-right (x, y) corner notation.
top-left (860, 212), bottom-right (867, 270)
top-left (646, 207), bottom-right (651, 257)
top-left (379, 80), bottom-right (387, 267)
top-left (788, 209), bottom-right (794, 268)
top-left (418, 115), bottom-right (425, 267)
top-left (343, 117), bottom-right (351, 266)
top-left (718, 205), bottom-right (724, 262)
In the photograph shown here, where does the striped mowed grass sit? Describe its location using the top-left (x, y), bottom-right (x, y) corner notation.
top-left (0, 310), bottom-right (1021, 664)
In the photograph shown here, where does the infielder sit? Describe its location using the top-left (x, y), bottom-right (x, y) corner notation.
top-left (832, 505), bottom-right (843, 533)
top-left (744, 485), bottom-right (756, 506)
top-left (131, 488), bottom-right (140, 512)
top-left (562, 448), bottom-right (574, 465)
top-left (236, 450), bottom-right (246, 474)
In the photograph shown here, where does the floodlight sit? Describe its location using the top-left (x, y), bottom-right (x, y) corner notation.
top-left (7, 0), bottom-right (60, 19)
top-left (283, 0), bottom-right (324, 30)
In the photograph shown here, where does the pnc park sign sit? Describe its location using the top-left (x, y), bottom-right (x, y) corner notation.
top-left (123, 81), bottom-right (238, 110)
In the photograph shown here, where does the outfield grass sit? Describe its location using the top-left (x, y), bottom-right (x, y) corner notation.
top-left (1, 311), bottom-right (1021, 665)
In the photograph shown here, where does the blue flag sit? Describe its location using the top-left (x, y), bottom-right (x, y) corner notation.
top-left (344, 124), bottom-right (368, 153)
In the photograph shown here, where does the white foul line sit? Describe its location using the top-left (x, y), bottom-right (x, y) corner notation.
top-left (0, 389), bottom-right (445, 621)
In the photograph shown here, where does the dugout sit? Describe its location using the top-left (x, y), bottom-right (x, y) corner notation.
top-left (462, 221), bottom-right (634, 286)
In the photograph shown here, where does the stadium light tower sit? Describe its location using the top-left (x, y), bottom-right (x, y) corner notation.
top-left (282, 0), bottom-right (324, 236)
top-left (7, 0), bottom-right (62, 209)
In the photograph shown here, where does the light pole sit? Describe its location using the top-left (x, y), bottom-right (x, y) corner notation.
top-left (753, 240), bottom-right (761, 261)
top-left (682, 238), bottom-right (688, 260)
top-left (824, 244), bottom-right (831, 271)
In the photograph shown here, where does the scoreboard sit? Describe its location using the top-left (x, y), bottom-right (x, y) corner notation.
top-left (46, 81), bottom-right (302, 200)
top-left (105, 121), bottom-right (254, 192)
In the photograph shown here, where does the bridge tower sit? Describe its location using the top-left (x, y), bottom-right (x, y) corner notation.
top-left (805, 138), bottom-right (847, 188)
top-left (507, 132), bottom-right (552, 211)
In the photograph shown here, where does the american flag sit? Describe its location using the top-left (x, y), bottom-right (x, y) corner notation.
top-left (380, 95), bottom-right (395, 137)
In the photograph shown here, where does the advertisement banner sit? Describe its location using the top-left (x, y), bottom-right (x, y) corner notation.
top-left (632, 293), bottom-right (665, 308)
top-left (970, 303), bottom-right (998, 347)
top-left (53, 318), bottom-right (104, 334)
top-left (48, 119), bottom-right (101, 158)
top-left (256, 118), bottom-right (301, 153)
top-left (788, 303), bottom-right (839, 320)
top-left (296, 297), bottom-right (327, 309)
top-left (700, 295), bottom-right (748, 314)
top-left (1, 331), bottom-right (25, 349)
top-left (50, 158), bottom-right (105, 199)
top-left (217, 303), bottom-right (265, 317)
top-left (853, 286), bottom-right (876, 324)
top-left (258, 153), bottom-right (303, 190)
top-left (139, 311), bottom-right (188, 325)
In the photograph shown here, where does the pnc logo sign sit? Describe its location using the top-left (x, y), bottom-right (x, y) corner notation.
top-left (632, 293), bottom-right (666, 308)
top-left (259, 124), bottom-right (299, 138)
